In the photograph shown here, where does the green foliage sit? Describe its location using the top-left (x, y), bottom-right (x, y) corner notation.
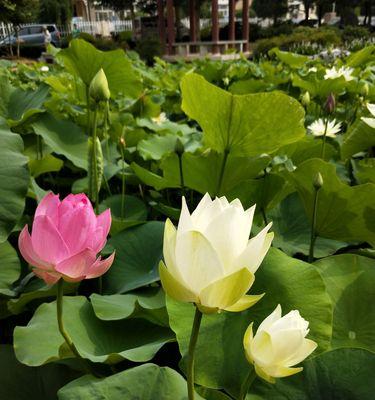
top-left (0, 39), bottom-right (375, 398)
top-left (0, 126), bottom-right (29, 242)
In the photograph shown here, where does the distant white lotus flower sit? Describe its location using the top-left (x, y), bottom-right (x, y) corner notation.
top-left (152, 112), bottom-right (167, 125)
top-left (361, 103), bottom-right (375, 129)
top-left (324, 66), bottom-right (354, 81)
top-left (40, 66), bottom-right (49, 72)
top-left (308, 118), bottom-right (342, 138)
top-left (308, 67), bottom-right (317, 73)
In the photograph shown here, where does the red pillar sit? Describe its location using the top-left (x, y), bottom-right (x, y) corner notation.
top-left (211, 0), bottom-right (219, 53)
top-left (189, 0), bottom-right (197, 42)
top-left (229, 0), bottom-right (235, 47)
top-left (242, 0), bottom-right (249, 52)
top-left (157, 0), bottom-right (166, 53)
top-left (166, 0), bottom-right (175, 55)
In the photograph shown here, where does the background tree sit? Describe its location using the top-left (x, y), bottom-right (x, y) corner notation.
top-left (39, 0), bottom-right (72, 25)
top-left (302, 0), bottom-right (315, 21)
top-left (0, 0), bottom-right (39, 56)
top-left (252, 0), bottom-right (288, 25)
top-left (314, 0), bottom-right (334, 25)
top-left (335, 0), bottom-right (361, 26)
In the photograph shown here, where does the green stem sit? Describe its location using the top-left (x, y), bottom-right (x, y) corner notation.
top-left (187, 307), bottom-right (203, 400)
top-left (36, 135), bottom-right (43, 160)
top-left (86, 85), bottom-right (91, 130)
top-left (216, 149), bottom-right (230, 196)
top-left (178, 153), bottom-right (185, 196)
top-left (120, 144), bottom-right (126, 220)
top-left (239, 367), bottom-right (257, 400)
top-left (56, 280), bottom-right (97, 376)
top-left (320, 118), bottom-right (329, 159)
top-left (92, 106), bottom-right (99, 214)
top-left (261, 208), bottom-right (268, 226)
top-left (320, 118), bottom-right (328, 160)
top-left (308, 187), bottom-right (320, 263)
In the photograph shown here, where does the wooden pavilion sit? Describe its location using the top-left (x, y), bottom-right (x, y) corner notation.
top-left (156, 0), bottom-right (250, 59)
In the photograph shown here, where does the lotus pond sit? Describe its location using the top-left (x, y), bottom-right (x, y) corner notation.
top-left (0, 40), bottom-right (374, 399)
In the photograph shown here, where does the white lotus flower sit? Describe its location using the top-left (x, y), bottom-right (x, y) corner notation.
top-left (324, 66), bottom-right (354, 81)
top-left (361, 103), bottom-right (375, 129)
top-left (308, 67), bottom-right (317, 73)
top-left (243, 305), bottom-right (317, 383)
top-left (40, 65), bottom-right (49, 72)
top-left (308, 118), bottom-right (342, 138)
top-left (152, 112), bottom-right (167, 125)
top-left (159, 194), bottom-right (273, 313)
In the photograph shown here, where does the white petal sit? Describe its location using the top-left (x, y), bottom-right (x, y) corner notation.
top-left (361, 117), bottom-right (375, 129)
top-left (175, 230), bottom-right (224, 292)
top-left (271, 310), bottom-right (309, 335)
top-left (270, 329), bottom-right (305, 364)
top-left (203, 206), bottom-right (253, 272)
top-left (250, 330), bottom-right (275, 367)
top-left (177, 197), bottom-right (194, 235)
top-left (235, 223), bottom-right (273, 273)
top-left (284, 338), bottom-right (318, 367)
top-left (258, 304), bottom-right (282, 333)
top-left (367, 103), bottom-right (375, 117)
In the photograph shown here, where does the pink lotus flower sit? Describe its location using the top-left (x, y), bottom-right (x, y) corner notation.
top-left (18, 192), bottom-right (115, 285)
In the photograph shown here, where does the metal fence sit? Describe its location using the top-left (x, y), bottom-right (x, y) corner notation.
top-left (0, 20), bottom-right (133, 40)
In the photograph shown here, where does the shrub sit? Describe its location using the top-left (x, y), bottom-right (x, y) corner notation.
top-left (342, 26), bottom-right (371, 42)
top-left (135, 37), bottom-right (162, 65)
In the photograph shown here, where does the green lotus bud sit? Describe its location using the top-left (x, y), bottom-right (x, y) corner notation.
top-left (174, 138), bottom-right (184, 156)
top-left (301, 91), bottom-right (310, 107)
top-left (313, 172), bottom-right (323, 190)
top-left (89, 69), bottom-right (110, 102)
top-left (361, 82), bottom-right (369, 98)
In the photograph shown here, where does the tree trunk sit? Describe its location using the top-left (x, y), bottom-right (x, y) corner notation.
top-left (369, 0), bottom-right (373, 26)
top-left (130, 2), bottom-right (135, 33)
top-left (16, 27), bottom-right (20, 59)
top-left (304, 1), bottom-right (310, 21)
top-left (317, 4), bottom-right (323, 26)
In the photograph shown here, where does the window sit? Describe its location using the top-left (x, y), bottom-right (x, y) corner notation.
top-left (47, 25), bottom-right (56, 32)
top-left (18, 28), bottom-right (29, 36)
top-left (29, 26), bottom-right (43, 34)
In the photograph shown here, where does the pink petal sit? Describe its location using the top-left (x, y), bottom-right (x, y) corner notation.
top-left (18, 225), bottom-right (53, 271)
top-left (58, 206), bottom-right (97, 254)
top-left (31, 215), bottom-right (70, 264)
top-left (58, 193), bottom-right (94, 220)
top-left (35, 192), bottom-right (60, 225)
top-left (33, 269), bottom-right (61, 285)
top-left (96, 209), bottom-right (111, 237)
top-left (55, 248), bottom-right (97, 280)
top-left (87, 226), bottom-right (106, 253)
top-left (85, 252), bottom-right (115, 279)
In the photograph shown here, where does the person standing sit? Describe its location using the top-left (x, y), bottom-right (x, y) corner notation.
top-left (43, 26), bottom-right (51, 50)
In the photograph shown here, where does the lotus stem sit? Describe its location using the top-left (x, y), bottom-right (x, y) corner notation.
top-left (187, 306), bottom-right (203, 400)
top-left (178, 153), bottom-right (185, 196)
top-left (92, 106), bottom-right (99, 214)
top-left (308, 187), bottom-right (320, 263)
top-left (216, 148), bottom-right (230, 196)
top-left (320, 118), bottom-right (329, 159)
top-left (56, 280), bottom-right (97, 376)
top-left (239, 367), bottom-right (257, 400)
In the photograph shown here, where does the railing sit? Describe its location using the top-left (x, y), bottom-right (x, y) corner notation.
top-left (0, 20), bottom-right (133, 40)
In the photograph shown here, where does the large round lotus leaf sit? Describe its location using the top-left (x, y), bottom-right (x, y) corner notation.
top-left (14, 296), bottom-right (174, 366)
top-left (314, 253), bottom-right (375, 352)
top-left (58, 363), bottom-right (205, 400)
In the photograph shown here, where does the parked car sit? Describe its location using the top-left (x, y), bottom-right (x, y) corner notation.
top-left (0, 24), bottom-right (61, 49)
